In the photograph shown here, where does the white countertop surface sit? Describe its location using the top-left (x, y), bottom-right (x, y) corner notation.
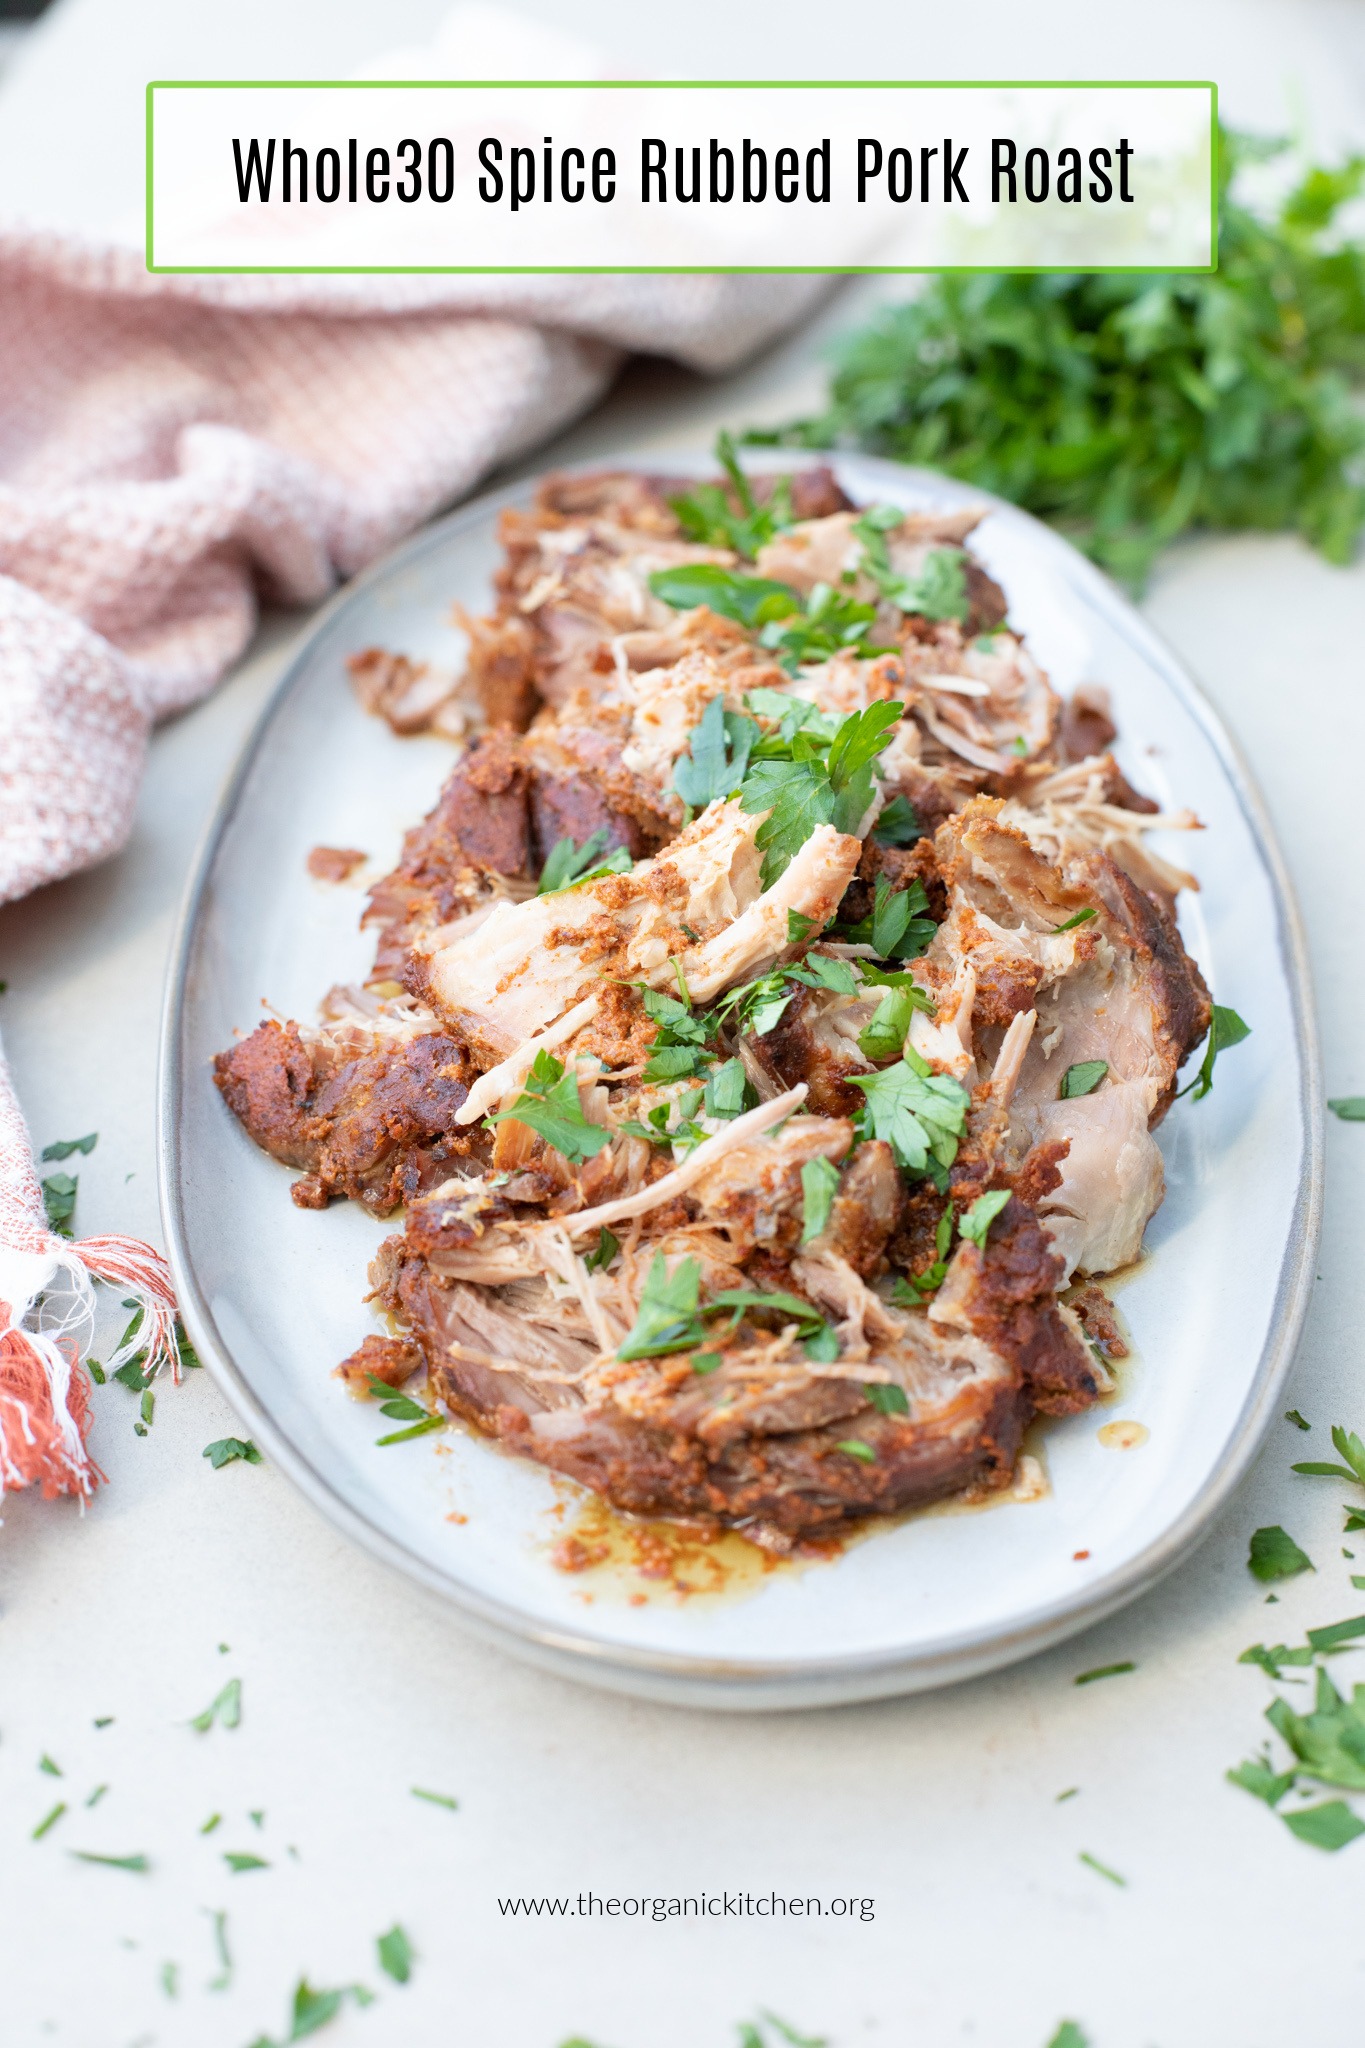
top-left (3, 4), bottom-right (1365, 2045)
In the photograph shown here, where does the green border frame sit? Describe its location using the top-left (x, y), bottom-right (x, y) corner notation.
top-left (145, 78), bottom-right (1219, 275)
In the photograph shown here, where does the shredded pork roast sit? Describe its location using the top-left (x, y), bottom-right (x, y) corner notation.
top-left (215, 455), bottom-right (1214, 1548)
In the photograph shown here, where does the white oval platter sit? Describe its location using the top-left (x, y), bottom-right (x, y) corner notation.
top-left (159, 451), bottom-right (1322, 1710)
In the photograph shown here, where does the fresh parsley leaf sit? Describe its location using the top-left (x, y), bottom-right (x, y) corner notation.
top-left (857, 984), bottom-right (922, 1063)
top-left (848, 1050), bottom-right (970, 1180)
top-left (487, 1050), bottom-right (609, 1166)
top-left (825, 701), bottom-right (905, 821)
top-left (836, 1439), bottom-right (877, 1463)
top-left (41, 1172), bottom-right (78, 1237)
top-left (672, 694), bottom-right (759, 812)
top-left (691, 1351), bottom-right (724, 1375)
top-left (741, 756), bottom-right (839, 885)
top-left (224, 1852), bottom-right (269, 1874)
top-left (958, 1188), bottom-right (1011, 1249)
top-left (618, 1255), bottom-right (706, 1361)
top-left (1053, 907), bottom-right (1097, 934)
top-left (800, 1155), bottom-right (840, 1244)
top-left (785, 952), bottom-right (860, 998)
top-left (1248, 1525), bottom-right (1314, 1582)
top-left (40, 1133), bottom-right (97, 1161)
top-left (787, 909), bottom-right (817, 944)
top-left (1285, 1410), bottom-right (1311, 1431)
top-left (758, 579), bottom-right (892, 671)
top-left (1239, 1642), bottom-right (1315, 1677)
top-left (853, 510), bottom-right (970, 622)
top-left (1180, 1004), bottom-right (1252, 1102)
top-left (642, 1042), bottom-right (710, 1082)
top-left (840, 873), bottom-right (935, 961)
top-left (376, 1414), bottom-right (444, 1447)
top-left (739, 701), bottom-right (903, 883)
top-left (649, 562), bottom-right (800, 628)
top-left (669, 433), bottom-right (797, 558)
top-left (1227, 1757), bottom-right (1297, 1807)
top-left (377, 1924), bottom-right (414, 1985)
top-left (1074, 1662), bottom-right (1137, 1686)
top-left (1045, 2026), bottom-right (1090, 2048)
top-left (864, 1382), bottom-right (910, 1416)
top-left (1330, 1097), bottom-right (1365, 1120)
top-left (872, 794), bottom-right (922, 847)
top-left (1283, 1800), bottom-right (1365, 1851)
top-left (767, 132), bottom-right (1365, 593)
top-left (537, 828), bottom-right (632, 895)
top-left (584, 1227), bottom-right (619, 1275)
top-left (203, 1437), bottom-right (261, 1470)
top-left (39, 1754), bottom-right (61, 1776)
top-left (1060, 1060), bottom-right (1108, 1100)
top-left (189, 1679), bottom-right (242, 1734)
top-left (1305, 1614), bottom-right (1365, 1654)
top-left (703, 1058), bottom-right (750, 1120)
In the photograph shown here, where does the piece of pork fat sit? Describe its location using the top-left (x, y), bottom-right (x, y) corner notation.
top-left (213, 1009), bottom-right (486, 1212)
top-left (918, 797), bottom-right (1210, 1280)
top-left (414, 798), bottom-right (861, 1073)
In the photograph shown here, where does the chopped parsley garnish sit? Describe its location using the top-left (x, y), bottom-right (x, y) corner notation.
top-left (853, 506), bottom-right (971, 623)
top-left (649, 562), bottom-right (800, 629)
top-left (1052, 907), bottom-right (1097, 934)
top-left (39, 1754), bottom-right (61, 1777)
top-left (739, 698), bottom-right (904, 883)
top-left (411, 1787), bottom-right (459, 1809)
top-left (1239, 1641), bottom-right (1316, 1677)
top-left (787, 909), bottom-right (817, 943)
top-left (537, 827), bottom-right (633, 895)
top-left (486, 1049), bottom-right (610, 1165)
top-left (703, 1058), bottom-right (751, 1120)
top-left (255, 1976), bottom-right (375, 2044)
top-left (86, 1784), bottom-right (107, 1807)
top-left (1247, 1525), bottom-right (1313, 1582)
top-left (189, 1678), bottom-right (242, 1733)
top-left (838, 872), bottom-right (935, 960)
top-left (668, 431), bottom-right (796, 558)
top-left (757, 579), bottom-right (895, 672)
top-left (40, 1132), bottom-right (97, 1161)
top-left (1292, 1424), bottom-right (1365, 1488)
top-left (864, 1382), bottom-right (910, 1417)
top-left (1282, 1800), bottom-right (1365, 1851)
top-left (892, 1205), bottom-right (957, 1300)
top-left (1330, 1097), bottom-right (1365, 1120)
top-left (618, 1256), bottom-right (707, 1361)
top-left (584, 1227), bottom-right (619, 1275)
top-left (203, 1437), bottom-right (261, 1469)
top-left (368, 1378), bottom-right (445, 1447)
top-left (848, 1047), bottom-right (970, 1184)
top-left (857, 979), bottom-right (933, 1063)
top-left (872, 793), bottom-right (922, 847)
top-left (784, 952), bottom-right (860, 998)
top-left (672, 694), bottom-right (758, 812)
top-left (1226, 1755), bottom-right (1296, 1807)
top-left (1046, 2023), bottom-right (1090, 2048)
top-left (377, 1924), bottom-right (414, 1985)
top-left (41, 1172), bottom-right (78, 1237)
top-left (1060, 1060), bottom-right (1108, 1100)
top-left (1285, 1410), bottom-right (1310, 1431)
top-left (70, 1850), bottom-right (150, 1873)
top-left (1074, 1662), bottom-right (1136, 1686)
top-left (835, 1439), bottom-right (877, 1463)
top-left (1077, 1851), bottom-right (1126, 1887)
top-left (32, 1802), bottom-right (66, 1840)
top-left (691, 1352), bottom-right (724, 1376)
top-left (1179, 1004), bottom-right (1251, 1102)
top-left (224, 1852), bottom-right (269, 1874)
top-left (957, 1188), bottom-right (1011, 1250)
top-left (800, 1155), bottom-right (840, 1244)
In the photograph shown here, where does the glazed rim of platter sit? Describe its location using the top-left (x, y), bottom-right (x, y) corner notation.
top-left (159, 450), bottom-right (1323, 1711)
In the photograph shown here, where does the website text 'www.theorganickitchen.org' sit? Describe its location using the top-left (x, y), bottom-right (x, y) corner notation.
top-left (497, 1893), bottom-right (876, 1922)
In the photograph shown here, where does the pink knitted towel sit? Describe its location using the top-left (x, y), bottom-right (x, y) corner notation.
top-left (0, 232), bottom-right (826, 1498)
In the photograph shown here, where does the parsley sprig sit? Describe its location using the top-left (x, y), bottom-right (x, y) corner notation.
top-left (486, 1050), bottom-right (610, 1166)
top-left (538, 828), bottom-right (633, 895)
top-left (739, 696), bottom-right (905, 883)
top-left (761, 130), bottom-right (1365, 591)
top-left (1178, 1003), bottom-right (1251, 1101)
top-left (848, 1045), bottom-right (971, 1187)
top-left (669, 431), bottom-right (797, 558)
top-left (853, 505), bottom-right (971, 623)
top-left (616, 1256), bottom-right (837, 1364)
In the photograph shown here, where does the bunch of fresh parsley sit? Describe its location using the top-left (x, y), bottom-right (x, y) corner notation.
top-left (756, 130), bottom-right (1365, 589)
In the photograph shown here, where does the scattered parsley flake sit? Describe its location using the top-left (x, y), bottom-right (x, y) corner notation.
top-left (377, 1924), bottom-right (414, 1985)
top-left (1248, 1525), bottom-right (1314, 1582)
top-left (864, 1382), bottom-right (910, 1417)
top-left (189, 1678), bottom-right (242, 1734)
top-left (849, 1052), bottom-right (970, 1181)
top-left (800, 1155), bottom-right (840, 1244)
top-left (1329, 1097), bottom-right (1365, 1120)
top-left (39, 1754), bottom-right (62, 1777)
top-left (1060, 1060), bottom-right (1108, 1100)
top-left (85, 1784), bottom-right (107, 1808)
top-left (376, 1414), bottom-right (445, 1447)
top-left (486, 1049), bottom-right (610, 1166)
top-left (1053, 907), bottom-right (1097, 934)
top-left (958, 1188), bottom-right (1010, 1250)
top-left (1285, 1409), bottom-right (1311, 1431)
top-left (223, 1852), bottom-right (269, 1874)
top-left (583, 1227), bottom-right (619, 1275)
top-left (32, 1802), bottom-right (66, 1840)
top-left (871, 793), bottom-right (922, 847)
top-left (840, 872), bottom-right (935, 961)
top-left (411, 1787), bottom-right (459, 1809)
top-left (41, 1172), bottom-right (78, 1237)
top-left (1054, 1788), bottom-right (1080, 1804)
top-left (1293, 1423), bottom-right (1365, 1487)
top-left (538, 828), bottom-right (633, 895)
top-left (691, 1352), bottom-right (724, 1376)
top-left (1305, 1614), bottom-right (1365, 1654)
top-left (201, 1813), bottom-right (222, 1834)
top-left (1077, 1851), bottom-right (1126, 1887)
top-left (40, 1132), bottom-right (97, 1161)
top-left (672, 694), bottom-right (759, 811)
top-left (1074, 1662), bottom-right (1136, 1685)
top-left (1283, 1800), bottom-right (1365, 1851)
top-left (1046, 2028), bottom-right (1090, 2048)
top-left (203, 1437), bottom-right (262, 1468)
top-left (617, 1255), bottom-right (705, 1360)
top-left (786, 909), bottom-right (817, 944)
top-left (70, 1850), bottom-right (150, 1873)
top-left (835, 1439), bottom-right (877, 1463)
top-left (1180, 1003), bottom-right (1252, 1102)
top-left (650, 561), bottom-right (800, 629)
top-left (1227, 1757), bottom-right (1297, 1807)
top-left (93, 1717), bottom-right (113, 1729)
